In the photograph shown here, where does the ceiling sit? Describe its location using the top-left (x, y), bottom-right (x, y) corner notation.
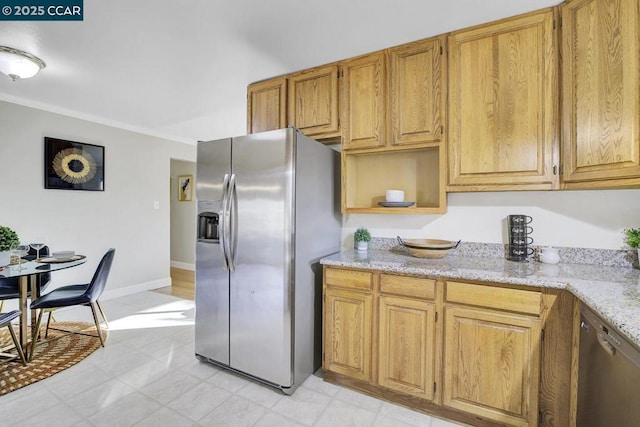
top-left (0, 0), bottom-right (561, 144)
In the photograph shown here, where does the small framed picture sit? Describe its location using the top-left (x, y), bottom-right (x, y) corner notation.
top-left (178, 174), bottom-right (193, 201)
top-left (44, 137), bottom-right (105, 191)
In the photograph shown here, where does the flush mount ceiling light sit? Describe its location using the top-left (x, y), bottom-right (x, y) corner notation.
top-left (0, 46), bottom-right (46, 81)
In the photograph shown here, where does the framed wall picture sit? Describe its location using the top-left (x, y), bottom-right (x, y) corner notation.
top-left (45, 137), bottom-right (105, 191)
top-left (178, 174), bottom-right (193, 201)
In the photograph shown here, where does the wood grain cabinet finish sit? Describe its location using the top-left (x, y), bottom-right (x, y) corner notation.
top-left (389, 36), bottom-right (446, 147)
top-left (378, 295), bottom-right (436, 400)
top-left (341, 51), bottom-right (387, 150)
top-left (443, 305), bottom-right (541, 427)
top-left (323, 287), bottom-right (373, 382)
top-left (448, 9), bottom-right (559, 191)
top-left (246, 77), bottom-right (287, 134)
top-left (323, 268), bottom-right (572, 427)
top-left (443, 282), bottom-right (542, 426)
top-left (561, 0), bottom-right (640, 188)
top-left (288, 64), bottom-right (340, 138)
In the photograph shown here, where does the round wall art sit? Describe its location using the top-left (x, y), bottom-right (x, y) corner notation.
top-left (44, 137), bottom-right (105, 191)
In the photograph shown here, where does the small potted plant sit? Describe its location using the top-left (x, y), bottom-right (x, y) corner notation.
top-left (624, 228), bottom-right (640, 266)
top-left (0, 225), bottom-right (19, 266)
top-left (354, 227), bottom-right (371, 252)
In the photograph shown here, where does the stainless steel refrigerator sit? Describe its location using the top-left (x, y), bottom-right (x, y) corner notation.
top-left (195, 128), bottom-right (341, 394)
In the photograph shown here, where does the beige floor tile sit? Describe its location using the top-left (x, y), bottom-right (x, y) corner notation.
top-left (315, 399), bottom-right (378, 427)
top-left (236, 381), bottom-right (284, 408)
top-left (272, 387), bottom-right (332, 426)
top-left (254, 411), bottom-right (306, 427)
top-left (198, 394), bottom-right (267, 426)
top-left (167, 381), bottom-right (232, 421)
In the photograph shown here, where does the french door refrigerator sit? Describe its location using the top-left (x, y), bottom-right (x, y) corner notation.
top-left (195, 128), bottom-right (341, 394)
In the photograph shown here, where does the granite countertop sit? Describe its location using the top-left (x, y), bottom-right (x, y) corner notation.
top-left (320, 248), bottom-right (640, 349)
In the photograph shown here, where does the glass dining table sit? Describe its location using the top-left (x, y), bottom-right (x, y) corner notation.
top-left (0, 257), bottom-right (86, 360)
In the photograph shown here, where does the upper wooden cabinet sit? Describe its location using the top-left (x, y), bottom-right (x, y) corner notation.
top-left (288, 64), bottom-right (340, 139)
top-left (341, 51), bottom-right (387, 150)
top-left (246, 77), bottom-right (287, 134)
top-left (389, 36), bottom-right (446, 147)
top-left (448, 9), bottom-right (559, 191)
top-left (561, 0), bottom-right (640, 188)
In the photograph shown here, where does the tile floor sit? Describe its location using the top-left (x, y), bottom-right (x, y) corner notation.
top-left (0, 291), bottom-right (464, 427)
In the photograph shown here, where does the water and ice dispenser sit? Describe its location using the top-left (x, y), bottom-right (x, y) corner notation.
top-left (198, 201), bottom-right (219, 241)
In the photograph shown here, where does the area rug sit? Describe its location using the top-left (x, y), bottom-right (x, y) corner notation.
top-left (0, 322), bottom-right (104, 395)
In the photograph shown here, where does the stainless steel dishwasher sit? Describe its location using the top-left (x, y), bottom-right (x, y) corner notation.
top-left (577, 304), bottom-right (640, 426)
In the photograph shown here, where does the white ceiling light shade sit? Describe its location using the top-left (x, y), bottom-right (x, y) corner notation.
top-left (0, 46), bottom-right (46, 81)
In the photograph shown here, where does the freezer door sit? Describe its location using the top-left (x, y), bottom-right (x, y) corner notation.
top-left (195, 138), bottom-right (231, 365)
top-left (229, 128), bottom-right (295, 387)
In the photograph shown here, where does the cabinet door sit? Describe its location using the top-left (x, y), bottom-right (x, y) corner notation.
top-left (247, 77), bottom-right (287, 134)
top-left (378, 296), bottom-right (436, 400)
top-left (323, 287), bottom-right (372, 382)
top-left (448, 10), bottom-right (558, 190)
top-left (561, 0), bottom-right (640, 188)
top-left (389, 36), bottom-right (445, 146)
top-left (444, 306), bottom-right (541, 427)
top-left (342, 52), bottom-right (386, 150)
top-left (288, 64), bottom-right (340, 138)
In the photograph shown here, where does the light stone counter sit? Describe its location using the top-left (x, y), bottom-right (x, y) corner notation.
top-left (320, 249), bottom-right (640, 349)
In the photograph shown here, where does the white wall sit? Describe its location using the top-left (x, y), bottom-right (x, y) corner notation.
top-left (343, 189), bottom-right (640, 250)
top-left (170, 159), bottom-right (196, 268)
top-left (0, 101), bottom-right (195, 297)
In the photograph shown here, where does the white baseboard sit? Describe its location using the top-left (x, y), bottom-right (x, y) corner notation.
top-left (102, 277), bottom-right (171, 301)
top-left (171, 261), bottom-right (195, 271)
top-left (1, 277), bottom-right (173, 314)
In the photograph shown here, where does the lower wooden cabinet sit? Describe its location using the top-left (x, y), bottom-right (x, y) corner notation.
top-left (443, 305), bottom-right (541, 427)
top-left (323, 286), bottom-right (373, 382)
top-left (378, 295), bottom-right (436, 400)
top-left (322, 267), bottom-right (571, 427)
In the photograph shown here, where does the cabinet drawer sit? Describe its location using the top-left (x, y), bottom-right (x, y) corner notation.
top-left (325, 268), bottom-right (373, 291)
top-left (380, 274), bottom-right (435, 300)
top-left (446, 281), bottom-right (540, 315)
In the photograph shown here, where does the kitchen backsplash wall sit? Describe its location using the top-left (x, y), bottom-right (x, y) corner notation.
top-left (367, 237), bottom-right (637, 268)
top-left (342, 189), bottom-right (640, 252)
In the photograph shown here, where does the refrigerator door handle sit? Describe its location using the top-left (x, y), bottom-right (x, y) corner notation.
top-left (229, 173), bottom-right (238, 271)
top-left (220, 173), bottom-right (231, 271)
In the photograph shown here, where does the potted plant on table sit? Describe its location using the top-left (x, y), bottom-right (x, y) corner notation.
top-left (0, 225), bottom-right (20, 267)
top-left (624, 228), bottom-right (640, 267)
top-left (354, 227), bottom-right (371, 252)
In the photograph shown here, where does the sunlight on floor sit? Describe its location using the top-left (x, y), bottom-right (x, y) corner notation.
top-left (108, 300), bottom-right (195, 331)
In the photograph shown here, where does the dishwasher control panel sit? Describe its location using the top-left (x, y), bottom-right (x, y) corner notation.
top-left (581, 304), bottom-right (640, 369)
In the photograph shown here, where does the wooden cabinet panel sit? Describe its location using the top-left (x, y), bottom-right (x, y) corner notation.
top-left (379, 296), bottom-right (436, 400)
top-left (380, 274), bottom-right (435, 300)
top-left (446, 281), bottom-right (541, 315)
top-left (448, 10), bottom-right (558, 190)
top-left (444, 306), bottom-right (541, 426)
top-left (246, 77), bottom-right (287, 134)
top-left (389, 36), bottom-right (446, 146)
top-left (342, 52), bottom-right (386, 150)
top-left (325, 268), bottom-right (373, 291)
top-left (561, 0), bottom-right (640, 188)
top-left (288, 64), bottom-right (340, 138)
top-left (323, 287), bottom-right (372, 382)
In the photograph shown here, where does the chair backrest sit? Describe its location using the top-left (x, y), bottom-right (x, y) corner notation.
top-left (84, 248), bottom-right (116, 303)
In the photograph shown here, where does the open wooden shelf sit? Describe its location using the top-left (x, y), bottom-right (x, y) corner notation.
top-left (342, 146), bottom-right (446, 214)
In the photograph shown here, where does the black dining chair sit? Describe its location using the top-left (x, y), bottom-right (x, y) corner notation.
top-left (30, 248), bottom-right (115, 353)
top-left (0, 246), bottom-right (52, 312)
top-left (0, 310), bottom-right (27, 366)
